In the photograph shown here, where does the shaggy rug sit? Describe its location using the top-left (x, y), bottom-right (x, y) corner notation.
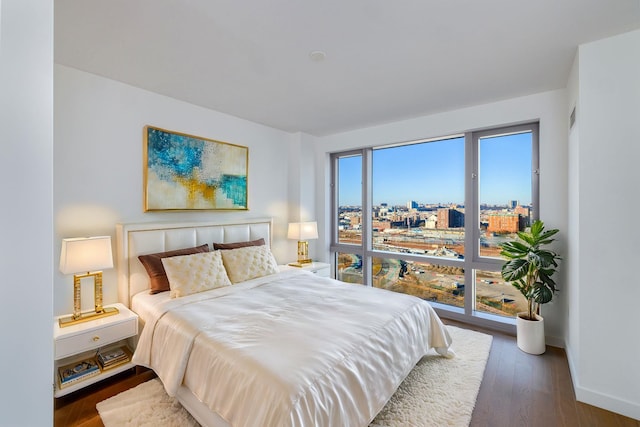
top-left (97, 325), bottom-right (492, 427)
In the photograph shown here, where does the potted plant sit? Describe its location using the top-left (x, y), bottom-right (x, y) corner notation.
top-left (500, 220), bottom-right (561, 354)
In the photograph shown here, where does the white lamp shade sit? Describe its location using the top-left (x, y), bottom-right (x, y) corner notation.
top-left (287, 221), bottom-right (318, 240)
top-left (60, 236), bottom-right (114, 274)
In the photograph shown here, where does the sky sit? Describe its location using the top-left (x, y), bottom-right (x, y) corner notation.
top-left (338, 132), bottom-right (532, 206)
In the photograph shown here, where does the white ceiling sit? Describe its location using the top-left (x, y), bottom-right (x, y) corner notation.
top-left (55, 1), bottom-right (640, 136)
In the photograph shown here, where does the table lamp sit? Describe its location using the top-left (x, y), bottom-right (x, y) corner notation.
top-left (287, 221), bottom-right (318, 266)
top-left (58, 236), bottom-right (118, 327)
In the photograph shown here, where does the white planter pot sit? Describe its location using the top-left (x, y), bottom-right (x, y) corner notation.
top-left (516, 312), bottom-right (546, 355)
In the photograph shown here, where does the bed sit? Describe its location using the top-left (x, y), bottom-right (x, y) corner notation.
top-left (116, 218), bottom-right (453, 427)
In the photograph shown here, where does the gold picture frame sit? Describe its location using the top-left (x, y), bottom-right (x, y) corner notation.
top-left (143, 125), bottom-right (248, 211)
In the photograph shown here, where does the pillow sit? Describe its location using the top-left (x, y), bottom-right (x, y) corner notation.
top-left (220, 245), bottom-right (279, 283)
top-left (212, 238), bottom-right (265, 250)
top-left (161, 251), bottom-right (232, 298)
top-left (138, 244), bottom-right (210, 294)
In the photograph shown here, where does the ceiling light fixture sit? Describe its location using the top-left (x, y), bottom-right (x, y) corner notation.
top-left (309, 50), bottom-right (326, 62)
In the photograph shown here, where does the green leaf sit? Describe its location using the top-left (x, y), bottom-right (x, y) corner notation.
top-left (537, 250), bottom-right (559, 268)
top-left (538, 271), bottom-right (557, 292)
top-left (538, 228), bottom-right (559, 240)
top-left (501, 259), bottom-right (528, 281)
top-left (532, 283), bottom-right (553, 304)
top-left (516, 231), bottom-right (536, 246)
top-left (530, 220), bottom-right (544, 236)
top-left (500, 241), bottom-right (529, 257)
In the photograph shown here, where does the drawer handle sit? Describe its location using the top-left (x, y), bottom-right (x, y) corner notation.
top-left (93, 336), bottom-right (100, 342)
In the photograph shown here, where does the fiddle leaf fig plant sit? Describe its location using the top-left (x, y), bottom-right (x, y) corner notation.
top-left (500, 220), bottom-right (561, 321)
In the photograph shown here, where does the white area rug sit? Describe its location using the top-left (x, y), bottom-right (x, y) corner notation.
top-left (97, 326), bottom-right (492, 427)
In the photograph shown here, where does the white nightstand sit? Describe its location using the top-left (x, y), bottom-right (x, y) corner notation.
top-left (53, 302), bottom-right (138, 397)
top-left (290, 262), bottom-right (331, 277)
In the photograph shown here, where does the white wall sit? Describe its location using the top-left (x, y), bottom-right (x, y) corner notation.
top-left (288, 132), bottom-right (322, 260)
top-left (566, 48), bottom-right (581, 387)
top-left (567, 29), bottom-right (640, 420)
top-left (288, 133), bottom-right (318, 222)
top-left (314, 90), bottom-right (569, 344)
top-left (0, 0), bottom-right (54, 425)
top-left (54, 65), bottom-right (298, 316)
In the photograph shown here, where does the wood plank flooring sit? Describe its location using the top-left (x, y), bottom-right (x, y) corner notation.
top-left (54, 321), bottom-right (640, 427)
top-left (54, 367), bottom-right (157, 427)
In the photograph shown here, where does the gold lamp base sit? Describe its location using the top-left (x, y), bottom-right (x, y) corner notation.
top-left (58, 270), bottom-right (119, 328)
top-left (58, 306), bottom-right (119, 327)
top-left (288, 240), bottom-right (313, 267)
top-left (288, 260), bottom-right (313, 267)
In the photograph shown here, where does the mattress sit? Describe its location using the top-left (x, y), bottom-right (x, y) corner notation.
top-left (133, 269), bottom-right (453, 427)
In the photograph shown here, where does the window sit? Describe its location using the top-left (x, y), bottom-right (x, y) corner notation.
top-left (337, 153), bottom-right (363, 246)
top-left (372, 136), bottom-right (465, 259)
top-left (336, 252), bottom-right (363, 285)
top-left (331, 123), bottom-right (539, 324)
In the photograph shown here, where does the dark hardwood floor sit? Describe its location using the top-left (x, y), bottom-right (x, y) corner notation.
top-left (54, 321), bottom-right (640, 427)
top-left (54, 367), bottom-right (157, 427)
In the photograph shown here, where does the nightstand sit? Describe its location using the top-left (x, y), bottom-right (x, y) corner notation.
top-left (291, 262), bottom-right (331, 277)
top-left (53, 302), bottom-right (138, 397)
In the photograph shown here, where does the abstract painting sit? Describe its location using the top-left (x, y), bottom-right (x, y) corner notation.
top-left (143, 126), bottom-right (248, 211)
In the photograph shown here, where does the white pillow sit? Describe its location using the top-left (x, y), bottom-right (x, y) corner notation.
top-left (220, 245), bottom-right (279, 283)
top-left (162, 251), bottom-right (232, 298)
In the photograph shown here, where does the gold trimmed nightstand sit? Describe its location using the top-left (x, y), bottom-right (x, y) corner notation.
top-left (289, 262), bottom-right (330, 278)
top-left (53, 302), bottom-right (138, 397)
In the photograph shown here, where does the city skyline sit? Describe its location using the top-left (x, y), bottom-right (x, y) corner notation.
top-left (338, 132), bottom-right (533, 206)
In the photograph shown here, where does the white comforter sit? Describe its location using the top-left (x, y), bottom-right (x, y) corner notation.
top-left (133, 269), bottom-right (453, 427)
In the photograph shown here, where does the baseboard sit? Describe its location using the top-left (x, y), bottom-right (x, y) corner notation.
top-left (574, 386), bottom-right (640, 421)
top-left (564, 340), bottom-right (579, 393)
top-left (545, 334), bottom-right (564, 348)
top-left (565, 342), bottom-right (640, 421)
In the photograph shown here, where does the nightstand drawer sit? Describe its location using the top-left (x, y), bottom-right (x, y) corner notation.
top-left (55, 318), bottom-right (137, 359)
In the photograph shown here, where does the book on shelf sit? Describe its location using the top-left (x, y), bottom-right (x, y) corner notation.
top-left (97, 346), bottom-right (132, 371)
top-left (58, 358), bottom-right (100, 389)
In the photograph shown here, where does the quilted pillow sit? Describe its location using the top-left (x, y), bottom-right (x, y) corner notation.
top-left (138, 244), bottom-right (210, 294)
top-left (220, 245), bottom-right (279, 283)
top-left (162, 251), bottom-right (232, 298)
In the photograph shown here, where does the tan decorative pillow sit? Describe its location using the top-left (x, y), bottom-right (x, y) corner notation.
top-left (162, 251), bottom-right (232, 298)
top-left (220, 245), bottom-right (279, 283)
top-left (138, 244), bottom-right (210, 294)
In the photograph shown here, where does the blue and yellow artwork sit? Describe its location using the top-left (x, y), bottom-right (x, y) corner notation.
top-left (144, 126), bottom-right (248, 211)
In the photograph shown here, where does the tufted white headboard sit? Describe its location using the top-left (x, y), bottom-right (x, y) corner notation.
top-left (116, 218), bottom-right (272, 308)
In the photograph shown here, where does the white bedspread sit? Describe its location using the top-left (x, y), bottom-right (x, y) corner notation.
top-left (133, 269), bottom-right (453, 427)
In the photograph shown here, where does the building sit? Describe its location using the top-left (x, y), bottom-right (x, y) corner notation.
top-left (425, 214), bottom-right (438, 229)
top-left (372, 220), bottom-right (391, 232)
top-left (487, 214), bottom-right (525, 233)
top-left (437, 208), bottom-right (464, 229)
top-left (514, 205), bottom-right (531, 227)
